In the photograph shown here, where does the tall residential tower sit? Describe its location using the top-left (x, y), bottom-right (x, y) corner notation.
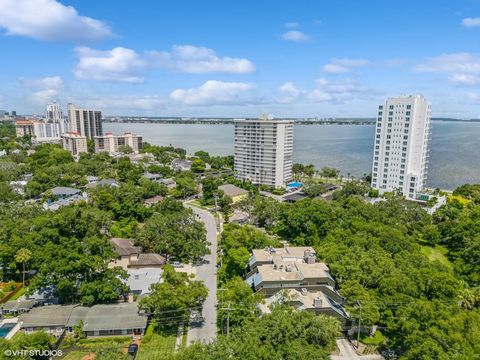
top-left (67, 103), bottom-right (103, 139)
top-left (234, 116), bottom-right (294, 187)
top-left (371, 94), bottom-right (431, 199)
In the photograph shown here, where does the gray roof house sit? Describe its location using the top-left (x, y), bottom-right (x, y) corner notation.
top-left (109, 238), bottom-right (166, 270)
top-left (20, 303), bottom-right (147, 337)
top-left (172, 158), bottom-right (192, 172)
top-left (43, 187), bottom-right (88, 211)
top-left (125, 268), bottom-right (163, 295)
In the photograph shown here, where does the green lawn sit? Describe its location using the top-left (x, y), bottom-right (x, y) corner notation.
top-left (137, 331), bottom-right (177, 360)
top-left (420, 245), bottom-right (452, 269)
top-left (9, 286), bottom-right (27, 301)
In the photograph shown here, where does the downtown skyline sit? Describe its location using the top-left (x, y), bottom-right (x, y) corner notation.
top-left (1, 0), bottom-right (480, 118)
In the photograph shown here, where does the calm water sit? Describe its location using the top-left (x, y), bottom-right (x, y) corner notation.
top-left (104, 122), bottom-right (480, 190)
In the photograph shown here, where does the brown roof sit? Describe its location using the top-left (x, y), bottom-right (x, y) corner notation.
top-left (144, 195), bottom-right (164, 205)
top-left (129, 253), bottom-right (166, 267)
top-left (109, 238), bottom-right (141, 257)
top-left (218, 184), bottom-right (249, 198)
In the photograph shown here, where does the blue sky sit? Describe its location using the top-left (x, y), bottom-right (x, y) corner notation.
top-left (0, 0), bottom-right (479, 117)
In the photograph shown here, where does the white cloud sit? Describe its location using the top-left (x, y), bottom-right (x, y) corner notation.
top-left (282, 30), bottom-right (309, 42)
top-left (278, 78), bottom-right (368, 104)
top-left (278, 82), bottom-right (302, 103)
top-left (170, 80), bottom-right (255, 105)
top-left (82, 96), bottom-right (164, 111)
top-left (147, 45), bottom-right (255, 74)
top-left (0, 0), bottom-right (113, 42)
top-left (23, 75), bottom-right (63, 104)
top-left (73, 47), bottom-right (146, 83)
top-left (322, 58), bottom-right (370, 74)
top-left (462, 17), bottom-right (480, 27)
top-left (415, 53), bottom-right (480, 86)
top-left (285, 22), bottom-right (299, 28)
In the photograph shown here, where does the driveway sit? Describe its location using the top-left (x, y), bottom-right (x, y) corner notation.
top-left (185, 204), bottom-right (218, 344)
top-left (330, 339), bottom-right (384, 360)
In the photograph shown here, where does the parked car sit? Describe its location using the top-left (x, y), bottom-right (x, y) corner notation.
top-left (128, 343), bottom-right (138, 357)
top-left (171, 261), bottom-right (184, 268)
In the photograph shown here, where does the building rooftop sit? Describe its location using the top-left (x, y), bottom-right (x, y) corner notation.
top-left (258, 288), bottom-right (349, 319)
top-left (50, 186), bottom-right (81, 196)
top-left (218, 184), bottom-right (249, 198)
top-left (250, 246), bottom-right (316, 264)
top-left (109, 238), bottom-right (141, 257)
top-left (125, 268), bottom-right (163, 295)
top-left (254, 261), bottom-right (330, 283)
top-left (20, 303), bottom-right (147, 331)
top-left (144, 195), bottom-right (164, 206)
top-left (129, 253), bottom-right (166, 267)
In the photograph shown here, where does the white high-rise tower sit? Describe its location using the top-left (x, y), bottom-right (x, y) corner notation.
top-left (234, 115), bottom-right (294, 188)
top-left (45, 101), bottom-right (63, 123)
top-left (371, 94), bottom-right (431, 199)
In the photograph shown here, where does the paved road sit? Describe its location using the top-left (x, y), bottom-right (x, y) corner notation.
top-left (185, 204), bottom-right (218, 344)
top-left (330, 339), bottom-right (384, 360)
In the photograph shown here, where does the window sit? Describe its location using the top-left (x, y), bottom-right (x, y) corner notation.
top-left (389, 105), bottom-right (394, 110)
top-left (389, 111), bottom-right (393, 115)
top-left (406, 105), bottom-right (411, 109)
top-left (406, 111), bottom-right (411, 116)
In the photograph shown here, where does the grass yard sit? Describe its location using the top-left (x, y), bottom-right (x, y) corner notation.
top-left (61, 350), bottom-right (91, 360)
top-left (420, 245), bottom-right (452, 269)
top-left (137, 327), bottom-right (177, 360)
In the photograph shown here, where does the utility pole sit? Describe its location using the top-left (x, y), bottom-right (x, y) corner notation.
top-left (357, 300), bottom-right (362, 348)
top-left (221, 301), bottom-right (234, 336)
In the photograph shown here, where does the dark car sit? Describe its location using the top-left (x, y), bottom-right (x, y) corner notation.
top-left (128, 343), bottom-right (138, 357)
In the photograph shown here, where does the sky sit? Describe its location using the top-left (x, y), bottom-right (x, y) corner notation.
top-left (0, 0), bottom-right (479, 118)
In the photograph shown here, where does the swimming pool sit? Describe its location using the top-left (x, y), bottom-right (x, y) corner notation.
top-left (0, 323), bottom-right (15, 338)
top-left (287, 181), bottom-right (302, 188)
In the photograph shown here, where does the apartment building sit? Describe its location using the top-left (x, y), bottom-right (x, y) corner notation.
top-left (94, 132), bottom-right (143, 154)
top-left (245, 246), bottom-right (348, 324)
top-left (61, 132), bottom-right (88, 157)
top-left (67, 103), bottom-right (103, 139)
top-left (371, 94), bottom-right (431, 199)
top-left (234, 116), bottom-right (294, 187)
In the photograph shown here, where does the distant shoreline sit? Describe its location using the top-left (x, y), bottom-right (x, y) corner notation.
top-left (103, 118), bottom-right (480, 125)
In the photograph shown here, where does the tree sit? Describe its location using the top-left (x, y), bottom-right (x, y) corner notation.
top-left (139, 265), bottom-right (208, 327)
top-left (172, 307), bottom-right (340, 360)
top-left (303, 178), bottom-right (328, 198)
top-left (15, 248), bottom-right (32, 287)
top-left (191, 158), bottom-right (206, 173)
top-left (292, 163), bottom-right (304, 179)
top-left (137, 204), bottom-right (209, 262)
top-left (319, 166), bottom-right (339, 179)
top-left (303, 164), bottom-right (315, 177)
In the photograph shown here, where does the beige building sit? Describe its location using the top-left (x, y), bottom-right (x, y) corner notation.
top-left (246, 246), bottom-right (348, 325)
top-left (218, 184), bottom-right (249, 203)
top-left (94, 132), bottom-right (143, 154)
top-left (15, 120), bottom-right (35, 137)
top-left (61, 132), bottom-right (88, 157)
top-left (67, 103), bottom-right (103, 139)
top-left (234, 116), bottom-right (294, 187)
top-left (108, 238), bottom-right (166, 270)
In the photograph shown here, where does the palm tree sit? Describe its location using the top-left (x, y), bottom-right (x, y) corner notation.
top-left (15, 248), bottom-right (32, 287)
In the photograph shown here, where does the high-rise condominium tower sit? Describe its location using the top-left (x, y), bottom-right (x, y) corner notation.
top-left (234, 116), bottom-right (294, 188)
top-left (67, 103), bottom-right (103, 139)
top-left (45, 101), bottom-right (63, 123)
top-left (371, 94), bottom-right (431, 199)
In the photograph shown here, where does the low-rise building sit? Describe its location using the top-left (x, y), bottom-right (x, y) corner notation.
top-left (109, 238), bottom-right (166, 270)
top-left (94, 132), bottom-right (143, 154)
top-left (43, 187), bottom-right (88, 211)
top-left (61, 132), bottom-right (88, 157)
top-left (246, 246), bottom-right (348, 325)
top-left (144, 195), bottom-right (164, 207)
top-left (218, 184), bottom-right (249, 203)
top-left (20, 303), bottom-right (147, 337)
top-left (246, 247), bottom-right (343, 302)
top-left (172, 158), bottom-right (192, 172)
top-left (258, 288), bottom-right (349, 326)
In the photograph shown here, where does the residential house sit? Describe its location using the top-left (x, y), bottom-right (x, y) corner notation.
top-left (20, 303), bottom-right (147, 338)
top-left (43, 187), bottom-right (88, 211)
top-left (144, 195), bottom-right (164, 207)
top-left (108, 238), bottom-right (166, 270)
top-left (218, 184), bottom-right (249, 203)
top-left (172, 158), bottom-right (192, 172)
top-left (125, 268), bottom-right (162, 296)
